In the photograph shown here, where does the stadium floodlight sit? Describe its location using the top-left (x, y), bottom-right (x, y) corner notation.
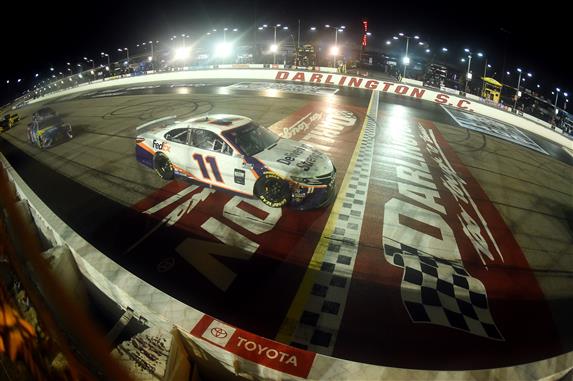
top-left (270, 44), bottom-right (278, 53)
top-left (330, 46), bottom-right (340, 56)
top-left (442, 47), bottom-right (448, 52)
top-left (174, 47), bottom-right (191, 60)
top-left (215, 42), bottom-right (232, 58)
top-left (403, 56), bottom-right (410, 65)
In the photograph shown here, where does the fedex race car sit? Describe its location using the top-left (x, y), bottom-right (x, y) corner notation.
top-left (136, 114), bottom-right (336, 209)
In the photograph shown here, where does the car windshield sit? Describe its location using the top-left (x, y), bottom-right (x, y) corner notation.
top-left (37, 108), bottom-right (55, 116)
top-left (223, 122), bottom-right (279, 156)
top-left (37, 115), bottom-right (62, 129)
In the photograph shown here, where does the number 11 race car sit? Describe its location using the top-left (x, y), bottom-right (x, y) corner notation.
top-left (135, 114), bottom-right (336, 210)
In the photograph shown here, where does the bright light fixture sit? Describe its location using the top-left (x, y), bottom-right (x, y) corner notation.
top-left (174, 47), bottom-right (191, 60)
top-left (215, 42), bottom-right (233, 58)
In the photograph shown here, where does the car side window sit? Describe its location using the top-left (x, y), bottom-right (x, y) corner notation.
top-left (164, 128), bottom-right (188, 144)
top-left (213, 139), bottom-right (234, 155)
top-left (191, 129), bottom-right (232, 155)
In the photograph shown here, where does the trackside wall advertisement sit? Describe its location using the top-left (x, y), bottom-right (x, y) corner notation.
top-left (191, 315), bottom-right (316, 378)
top-left (274, 71), bottom-right (474, 111)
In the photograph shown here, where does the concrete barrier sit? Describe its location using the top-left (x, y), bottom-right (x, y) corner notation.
top-left (27, 68), bottom-right (571, 149)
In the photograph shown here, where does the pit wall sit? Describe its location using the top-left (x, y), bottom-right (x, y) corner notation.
top-left (25, 67), bottom-right (572, 150)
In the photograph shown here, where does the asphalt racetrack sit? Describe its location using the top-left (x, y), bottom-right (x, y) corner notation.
top-left (1, 78), bottom-right (572, 370)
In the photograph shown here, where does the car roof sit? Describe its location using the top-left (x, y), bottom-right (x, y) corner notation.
top-left (181, 114), bottom-right (252, 133)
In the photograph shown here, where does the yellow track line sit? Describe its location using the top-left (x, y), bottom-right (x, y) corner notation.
top-left (275, 91), bottom-right (378, 344)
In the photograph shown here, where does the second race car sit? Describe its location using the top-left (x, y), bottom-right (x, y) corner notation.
top-left (27, 113), bottom-right (73, 148)
top-left (136, 114), bottom-right (336, 210)
top-left (0, 113), bottom-right (20, 133)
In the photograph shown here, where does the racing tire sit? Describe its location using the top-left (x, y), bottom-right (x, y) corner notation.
top-left (154, 153), bottom-right (174, 180)
top-left (254, 172), bottom-right (290, 208)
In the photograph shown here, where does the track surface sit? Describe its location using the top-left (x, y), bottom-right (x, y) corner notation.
top-left (1, 79), bottom-right (572, 370)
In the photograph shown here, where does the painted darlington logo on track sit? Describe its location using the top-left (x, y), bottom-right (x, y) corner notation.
top-left (379, 120), bottom-right (505, 339)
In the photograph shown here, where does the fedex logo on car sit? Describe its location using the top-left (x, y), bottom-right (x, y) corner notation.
top-left (152, 139), bottom-right (170, 152)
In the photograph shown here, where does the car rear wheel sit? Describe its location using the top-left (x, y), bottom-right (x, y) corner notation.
top-left (254, 173), bottom-right (290, 208)
top-left (154, 153), bottom-right (174, 180)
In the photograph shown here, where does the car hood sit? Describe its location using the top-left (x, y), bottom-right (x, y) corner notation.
top-left (254, 138), bottom-right (333, 179)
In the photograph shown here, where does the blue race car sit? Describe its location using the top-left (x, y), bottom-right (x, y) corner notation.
top-left (27, 114), bottom-right (73, 148)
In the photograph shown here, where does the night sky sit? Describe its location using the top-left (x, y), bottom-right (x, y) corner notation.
top-left (1, 0), bottom-right (570, 104)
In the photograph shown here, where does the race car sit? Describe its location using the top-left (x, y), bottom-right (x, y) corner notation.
top-left (136, 114), bottom-right (336, 209)
top-left (27, 114), bottom-right (73, 148)
top-left (0, 113), bottom-right (20, 132)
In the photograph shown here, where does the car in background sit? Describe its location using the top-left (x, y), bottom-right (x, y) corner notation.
top-left (27, 114), bottom-right (73, 148)
top-left (0, 113), bottom-right (20, 133)
top-left (135, 114), bottom-right (336, 210)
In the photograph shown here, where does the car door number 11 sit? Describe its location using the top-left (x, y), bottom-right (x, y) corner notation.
top-left (193, 153), bottom-right (223, 183)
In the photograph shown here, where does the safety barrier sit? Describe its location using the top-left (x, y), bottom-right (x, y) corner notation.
top-left (24, 68), bottom-right (572, 149)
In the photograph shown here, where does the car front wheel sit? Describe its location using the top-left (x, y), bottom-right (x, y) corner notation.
top-left (254, 172), bottom-right (291, 208)
top-left (154, 153), bottom-right (174, 180)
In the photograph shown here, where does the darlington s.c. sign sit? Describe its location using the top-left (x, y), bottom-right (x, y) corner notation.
top-left (274, 71), bottom-right (473, 111)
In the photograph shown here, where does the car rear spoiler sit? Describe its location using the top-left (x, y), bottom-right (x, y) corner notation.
top-left (135, 115), bottom-right (177, 133)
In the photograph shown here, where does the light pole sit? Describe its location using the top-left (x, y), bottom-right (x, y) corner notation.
top-left (118, 48), bottom-right (129, 62)
top-left (476, 52), bottom-right (491, 97)
top-left (325, 25), bottom-right (345, 68)
top-left (512, 68), bottom-right (532, 111)
top-left (100, 52), bottom-right (110, 73)
top-left (393, 33), bottom-right (421, 79)
top-left (260, 24), bottom-right (287, 64)
top-left (553, 88), bottom-right (561, 125)
top-left (83, 57), bottom-right (95, 69)
top-left (463, 48), bottom-right (475, 93)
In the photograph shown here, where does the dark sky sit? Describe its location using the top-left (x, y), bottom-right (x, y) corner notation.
top-left (1, 0), bottom-right (570, 104)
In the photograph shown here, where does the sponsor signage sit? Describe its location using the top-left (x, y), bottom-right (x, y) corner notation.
top-left (191, 315), bottom-right (316, 378)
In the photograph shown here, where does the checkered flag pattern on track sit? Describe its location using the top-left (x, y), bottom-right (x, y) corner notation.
top-left (384, 243), bottom-right (504, 340)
